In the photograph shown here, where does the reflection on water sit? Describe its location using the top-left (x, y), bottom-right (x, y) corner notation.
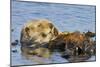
top-left (11, 0), bottom-right (96, 66)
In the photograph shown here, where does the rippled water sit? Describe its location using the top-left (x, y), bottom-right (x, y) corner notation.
top-left (11, 0), bottom-right (96, 66)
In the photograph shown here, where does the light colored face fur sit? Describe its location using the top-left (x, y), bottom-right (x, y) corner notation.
top-left (20, 19), bottom-right (59, 47)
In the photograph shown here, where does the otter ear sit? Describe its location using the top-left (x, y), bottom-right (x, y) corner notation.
top-left (25, 27), bottom-right (29, 32)
top-left (49, 23), bottom-right (53, 29)
top-left (49, 23), bottom-right (59, 38)
top-left (25, 27), bottom-right (30, 37)
top-left (51, 26), bottom-right (59, 37)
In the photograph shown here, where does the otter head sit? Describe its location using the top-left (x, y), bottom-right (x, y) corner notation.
top-left (20, 19), bottom-right (59, 49)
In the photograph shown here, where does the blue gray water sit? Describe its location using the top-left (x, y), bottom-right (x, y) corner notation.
top-left (11, 0), bottom-right (96, 66)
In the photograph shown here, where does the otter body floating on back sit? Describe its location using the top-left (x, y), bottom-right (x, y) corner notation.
top-left (49, 31), bottom-right (95, 61)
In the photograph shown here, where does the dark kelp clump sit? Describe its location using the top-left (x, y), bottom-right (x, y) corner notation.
top-left (49, 31), bottom-right (95, 62)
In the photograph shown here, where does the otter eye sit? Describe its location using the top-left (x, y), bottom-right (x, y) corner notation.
top-left (38, 24), bottom-right (41, 27)
top-left (41, 33), bottom-right (47, 37)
